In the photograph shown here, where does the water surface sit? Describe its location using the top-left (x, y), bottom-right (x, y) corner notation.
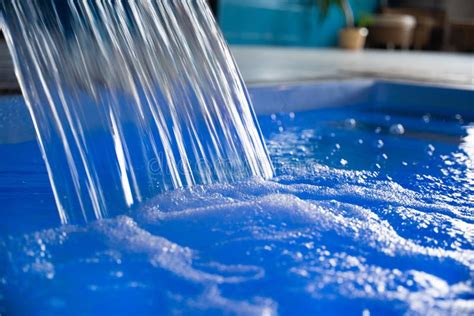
top-left (1, 105), bottom-right (473, 315)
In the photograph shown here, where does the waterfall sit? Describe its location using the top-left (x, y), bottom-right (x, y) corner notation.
top-left (0, 0), bottom-right (273, 224)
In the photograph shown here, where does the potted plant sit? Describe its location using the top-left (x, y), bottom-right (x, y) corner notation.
top-left (315, 0), bottom-right (370, 50)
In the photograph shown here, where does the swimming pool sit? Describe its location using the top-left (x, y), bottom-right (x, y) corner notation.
top-left (1, 80), bottom-right (473, 315)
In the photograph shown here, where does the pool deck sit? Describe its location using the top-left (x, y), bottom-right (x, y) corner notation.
top-left (0, 41), bottom-right (473, 93)
top-left (232, 46), bottom-right (474, 89)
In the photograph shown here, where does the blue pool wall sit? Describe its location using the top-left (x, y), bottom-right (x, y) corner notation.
top-left (1, 80), bottom-right (473, 146)
top-left (249, 80), bottom-right (474, 119)
top-left (218, 0), bottom-right (379, 47)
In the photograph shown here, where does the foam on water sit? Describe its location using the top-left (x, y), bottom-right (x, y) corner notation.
top-left (1, 175), bottom-right (473, 315)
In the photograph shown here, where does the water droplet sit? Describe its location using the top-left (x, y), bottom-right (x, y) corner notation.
top-left (444, 160), bottom-right (454, 166)
top-left (344, 118), bottom-right (356, 129)
top-left (288, 112), bottom-right (295, 119)
top-left (422, 114), bottom-right (431, 123)
top-left (376, 140), bottom-right (384, 148)
top-left (270, 113), bottom-right (277, 121)
top-left (427, 144), bottom-right (435, 156)
top-left (389, 124), bottom-right (405, 135)
top-left (358, 139), bottom-right (364, 144)
top-left (263, 245), bottom-right (272, 251)
top-left (340, 159), bottom-right (348, 166)
top-left (375, 127), bottom-right (382, 134)
top-left (278, 126), bottom-right (284, 132)
top-left (382, 153), bottom-right (388, 160)
top-left (384, 115), bottom-right (391, 121)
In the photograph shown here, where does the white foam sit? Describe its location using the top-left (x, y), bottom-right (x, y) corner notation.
top-left (2, 165), bottom-right (473, 314)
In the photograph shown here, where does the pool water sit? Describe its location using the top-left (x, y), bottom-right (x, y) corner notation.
top-left (1, 102), bottom-right (473, 315)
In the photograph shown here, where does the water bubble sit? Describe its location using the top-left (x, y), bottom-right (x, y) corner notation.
top-left (297, 145), bottom-right (307, 153)
top-left (376, 140), bottom-right (384, 148)
top-left (444, 160), bottom-right (454, 166)
top-left (335, 144), bottom-right (341, 150)
top-left (402, 161), bottom-right (408, 166)
top-left (427, 144), bottom-right (435, 156)
top-left (340, 159), bottom-right (348, 166)
top-left (344, 118), bottom-right (356, 129)
top-left (384, 115), bottom-right (391, 121)
top-left (278, 126), bottom-right (284, 132)
top-left (288, 112), bottom-right (295, 119)
top-left (422, 114), bottom-right (431, 123)
top-left (382, 153), bottom-right (388, 160)
top-left (374, 127), bottom-right (382, 134)
top-left (389, 124), bottom-right (405, 135)
top-left (358, 139), bottom-right (364, 144)
top-left (270, 113), bottom-right (277, 121)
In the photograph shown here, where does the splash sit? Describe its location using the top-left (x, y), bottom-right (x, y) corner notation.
top-left (0, 0), bottom-right (273, 224)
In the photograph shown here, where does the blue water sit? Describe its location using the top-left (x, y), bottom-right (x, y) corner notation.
top-left (1, 100), bottom-right (473, 315)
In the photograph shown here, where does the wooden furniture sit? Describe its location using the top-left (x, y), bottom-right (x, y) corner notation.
top-left (382, 7), bottom-right (446, 50)
top-left (450, 20), bottom-right (474, 52)
top-left (368, 14), bottom-right (416, 50)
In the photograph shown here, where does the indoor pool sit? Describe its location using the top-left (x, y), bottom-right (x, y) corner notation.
top-left (0, 81), bottom-right (473, 315)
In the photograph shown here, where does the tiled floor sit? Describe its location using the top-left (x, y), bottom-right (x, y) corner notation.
top-left (0, 42), bottom-right (473, 93)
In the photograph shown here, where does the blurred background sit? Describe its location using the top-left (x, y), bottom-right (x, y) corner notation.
top-left (209, 0), bottom-right (474, 52)
top-left (1, 0), bottom-right (473, 93)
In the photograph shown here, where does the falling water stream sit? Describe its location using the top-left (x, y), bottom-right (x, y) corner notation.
top-left (1, 1), bottom-right (473, 315)
top-left (0, 0), bottom-right (273, 224)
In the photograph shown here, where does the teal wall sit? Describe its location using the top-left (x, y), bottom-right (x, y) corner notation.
top-left (218, 0), bottom-right (378, 47)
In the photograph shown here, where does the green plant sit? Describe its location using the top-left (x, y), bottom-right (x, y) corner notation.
top-left (357, 12), bottom-right (375, 28)
top-left (314, 0), bottom-right (354, 28)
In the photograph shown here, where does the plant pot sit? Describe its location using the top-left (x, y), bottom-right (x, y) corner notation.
top-left (339, 27), bottom-right (368, 50)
